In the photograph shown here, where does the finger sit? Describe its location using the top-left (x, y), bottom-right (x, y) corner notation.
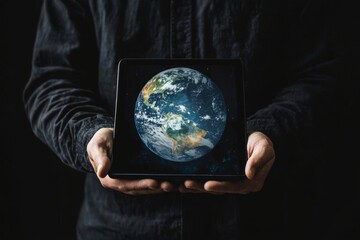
top-left (181, 181), bottom-right (224, 194)
top-left (246, 145), bottom-right (275, 180)
top-left (246, 132), bottom-right (275, 180)
top-left (247, 159), bottom-right (275, 192)
top-left (99, 177), bottom-right (160, 192)
top-left (184, 180), bottom-right (204, 191)
top-left (117, 179), bottom-right (160, 193)
top-left (160, 181), bottom-right (174, 192)
top-left (92, 147), bottom-right (111, 178)
top-left (125, 189), bottom-right (164, 196)
top-left (204, 181), bottom-right (250, 194)
top-left (236, 160), bottom-right (275, 193)
top-left (87, 128), bottom-right (113, 178)
top-left (202, 147), bottom-right (275, 194)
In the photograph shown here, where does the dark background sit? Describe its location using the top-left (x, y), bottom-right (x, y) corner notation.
top-left (1, 1), bottom-right (359, 240)
top-left (1, 1), bottom-right (84, 239)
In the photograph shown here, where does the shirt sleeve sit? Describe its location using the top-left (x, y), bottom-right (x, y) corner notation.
top-left (23, 0), bottom-right (113, 172)
top-left (246, 1), bottom-right (340, 158)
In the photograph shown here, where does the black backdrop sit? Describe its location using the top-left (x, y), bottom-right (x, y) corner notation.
top-left (1, 1), bottom-right (84, 240)
top-left (1, 1), bottom-right (359, 240)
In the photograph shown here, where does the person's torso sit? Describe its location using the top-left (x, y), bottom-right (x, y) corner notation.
top-left (87, 0), bottom-right (291, 116)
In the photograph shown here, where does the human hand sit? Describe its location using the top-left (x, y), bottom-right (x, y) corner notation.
top-left (87, 128), bottom-right (174, 195)
top-left (179, 131), bottom-right (275, 194)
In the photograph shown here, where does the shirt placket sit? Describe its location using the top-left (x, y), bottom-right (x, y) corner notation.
top-left (170, 0), bottom-right (193, 58)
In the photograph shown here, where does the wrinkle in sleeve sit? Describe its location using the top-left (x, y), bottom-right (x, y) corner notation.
top-left (23, 0), bottom-right (113, 172)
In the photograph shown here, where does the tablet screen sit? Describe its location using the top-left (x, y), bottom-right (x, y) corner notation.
top-left (110, 58), bottom-right (247, 181)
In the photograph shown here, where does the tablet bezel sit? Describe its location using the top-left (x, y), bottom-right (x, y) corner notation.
top-left (109, 58), bottom-right (247, 181)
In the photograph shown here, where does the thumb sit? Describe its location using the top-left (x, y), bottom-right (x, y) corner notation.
top-left (93, 148), bottom-right (111, 178)
top-left (245, 154), bottom-right (259, 180)
top-left (245, 132), bottom-right (275, 180)
top-left (87, 128), bottom-right (113, 178)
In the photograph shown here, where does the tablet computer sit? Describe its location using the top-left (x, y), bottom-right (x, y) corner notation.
top-left (109, 58), bottom-right (247, 181)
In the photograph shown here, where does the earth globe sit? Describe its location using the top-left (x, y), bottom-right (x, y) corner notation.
top-left (134, 67), bottom-right (227, 162)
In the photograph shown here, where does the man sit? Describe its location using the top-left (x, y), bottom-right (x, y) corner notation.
top-left (23, 1), bottom-right (338, 239)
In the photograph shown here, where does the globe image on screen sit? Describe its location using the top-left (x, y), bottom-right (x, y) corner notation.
top-left (134, 67), bottom-right (227, 162)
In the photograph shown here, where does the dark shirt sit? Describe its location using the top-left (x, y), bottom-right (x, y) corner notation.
top-left (23, 0), bottom-right (338, 239)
